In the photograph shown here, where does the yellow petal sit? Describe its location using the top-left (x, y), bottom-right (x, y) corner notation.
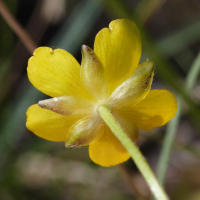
top-left (26, 104), bottom-right (82, 141)
top-left (89, 126), bottom-right (134, 167)
top-left (81, 45), bottom-right (107, 101)
top-left (65, 116), bottom-right (103, 147)
top-left (27, 47), bottom-right (88, 98)
top-left (112, 110), bottom-right (139, 143)
top-left (94, 19), bottom-right (141, 95)
top-left (38, 95), bottom-right (95, 116)
top-left (116, 90), bottom-right (177, 130)
top-left (109, 61), bottom-right (154, 108)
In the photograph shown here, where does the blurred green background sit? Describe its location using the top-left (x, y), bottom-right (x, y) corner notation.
top-left (0, 0), bottom-right (200, 199)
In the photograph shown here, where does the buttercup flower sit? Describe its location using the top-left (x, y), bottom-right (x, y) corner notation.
top-left (26, 19), bottom-right (177, 167)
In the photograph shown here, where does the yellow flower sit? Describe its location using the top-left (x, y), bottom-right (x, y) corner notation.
top-left (26, 19), bottom-right (177, 167)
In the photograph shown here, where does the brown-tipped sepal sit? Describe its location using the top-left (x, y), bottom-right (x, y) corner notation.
top-left (38, 96), bottom-right (95, 116)
top-left (109, 61), bottom-right (155, 108)
top-left (80, 45), bottom-right (106, 101)
top-left (65, 116), bottom-right (103, 148)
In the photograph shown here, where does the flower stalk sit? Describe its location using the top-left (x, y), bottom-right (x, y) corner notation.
top-left (98, 105), bottom-right (169, 200)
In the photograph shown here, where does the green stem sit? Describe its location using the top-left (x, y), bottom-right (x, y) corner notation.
top-left (157, 52), bottom-right (200, 185)
top-left (157, 97), bottom-right (182, 185)
top-left (98, 105), bottom-right (169, 200)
